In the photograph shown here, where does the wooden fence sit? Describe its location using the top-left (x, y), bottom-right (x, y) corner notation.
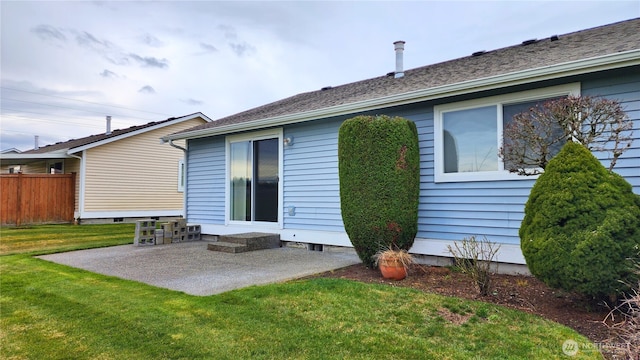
top-left (1, 173), bottom-right (76, 226)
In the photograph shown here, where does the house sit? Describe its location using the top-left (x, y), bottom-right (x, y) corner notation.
top-left (1, 112), bottom-right (211, 223)
top-left (162, 19), bottom-right (640, 265)
top-left (1, 148), bottom-right (22, 173)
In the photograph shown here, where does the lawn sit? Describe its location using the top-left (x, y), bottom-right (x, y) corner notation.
top-left (0, 223), bottom-right (135, 256)
top-left (0, 224), bottom-right (601, 359)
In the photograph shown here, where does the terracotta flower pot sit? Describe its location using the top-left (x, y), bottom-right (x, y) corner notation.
top-left (379, 257), bottom-right (407, 280)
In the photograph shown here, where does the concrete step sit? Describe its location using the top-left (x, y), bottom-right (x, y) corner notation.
top-left (207, 241), bottom-right (251, 254)
top-left (208, 232), bottom-right (281, 254)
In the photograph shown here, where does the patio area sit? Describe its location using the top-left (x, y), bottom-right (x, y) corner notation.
top-left (38, 241), bottom-right (361, 296)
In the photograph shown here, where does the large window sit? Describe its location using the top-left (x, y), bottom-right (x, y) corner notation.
top-left (434, 83), bottom-right (579, 182)
top-left (227, 130), bottom-right (282, 224)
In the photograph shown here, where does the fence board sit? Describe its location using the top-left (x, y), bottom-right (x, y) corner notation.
top-left (1, 173), bottom-right (76, 226)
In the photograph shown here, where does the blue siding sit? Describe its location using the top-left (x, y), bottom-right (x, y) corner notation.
top-left (379, 107), bottom-right (531, 245)
top-left (185, 70), bottom-right (639, 250)
top-left (283, 119), bottom-right (344, 232)
top-left (186, 137), bottom-right (225, 224)
top-left (582, 73), bottom-right (640, 193)
top-left (410, 74), bottom-right (640, 245)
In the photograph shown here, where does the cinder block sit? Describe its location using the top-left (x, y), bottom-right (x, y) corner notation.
top-left (187, 233), bottom-right (201, 241)
top-left (173, 234), bottom-right (186, 243)
top-left (134, 236), bottom-right (155, 246)
top-left (134, 219), bottom-right (157, 246)
top-left (161, 223), bottom-right (173, 234)
top-left (155, 229), bottom-right (164, 245)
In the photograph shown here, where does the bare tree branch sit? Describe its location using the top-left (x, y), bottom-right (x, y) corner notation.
top-left (499, 96), bottom-right (633, 175)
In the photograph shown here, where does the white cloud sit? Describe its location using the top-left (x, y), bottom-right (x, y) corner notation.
top-left (1, 0), bottom-right (638, 151)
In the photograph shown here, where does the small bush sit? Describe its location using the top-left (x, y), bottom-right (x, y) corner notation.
top-left (520, 142), bottom-right (640, 300)
top-left (338, 115), bottom-right (420, 268)
top-left (448, 235), bottom-right (501, 296)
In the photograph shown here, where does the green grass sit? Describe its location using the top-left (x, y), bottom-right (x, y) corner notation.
top-left (0, 223), bottom-right (135, 256)
top-left (0, 225), bottom-right (602, 359)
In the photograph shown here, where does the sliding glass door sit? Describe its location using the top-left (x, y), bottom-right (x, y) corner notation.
top-left (229, 137), bottom-right (279, 223)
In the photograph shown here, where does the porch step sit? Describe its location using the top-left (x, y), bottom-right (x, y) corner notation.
top-left (207, 241), bottom-right (252, 253)
top-left (207, 232), bottom-right (281, 253)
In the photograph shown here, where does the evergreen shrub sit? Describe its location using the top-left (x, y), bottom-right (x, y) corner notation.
top-left (338, 115), bottom-right (420, 268)
top-left (520, 142), bottom-right (640, 300)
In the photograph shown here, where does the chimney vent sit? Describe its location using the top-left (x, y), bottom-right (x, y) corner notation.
top-left (393, 41), bottom-right (405, 78)
top-left (34, 135), bottom-right (39, 150)
top-left (106, 116), bottom-right (112, 135)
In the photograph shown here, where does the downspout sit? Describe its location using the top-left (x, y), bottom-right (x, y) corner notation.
top-left (168, 139), bottom-right (188, 219)
top-left (67, 152), bottom-right (83, 223)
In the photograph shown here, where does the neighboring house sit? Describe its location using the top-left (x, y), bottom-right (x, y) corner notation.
top-left (163, 19), bottom-right (640, 265)
top-left (1, 112), bottom-right (211, 223)
top-left (0, 148), bottom-right (23, 173)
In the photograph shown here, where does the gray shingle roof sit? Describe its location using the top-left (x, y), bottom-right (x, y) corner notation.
top-left (22, 112), bottom-right (206, 154)
top-left (180, 18), bottom-right (640, 135)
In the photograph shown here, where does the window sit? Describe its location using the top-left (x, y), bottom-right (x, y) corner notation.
top-left (227, 129), bottom-right (282, 224)
top-left (47, 161), bottom-right (63, 174)
top-left (178, 159), bottom-right (185, 192)
top-left (442, 105), bottom-right (498, 173)
top-left (434, 83), bottom-right (579, 182)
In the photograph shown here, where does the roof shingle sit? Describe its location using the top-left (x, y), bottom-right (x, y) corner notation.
top-left (22, 113), bottom-right (204, 154)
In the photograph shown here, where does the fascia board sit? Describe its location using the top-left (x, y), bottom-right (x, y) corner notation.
top-left (165, 50), bottom-right (640, 141)
top-left (0, 151), bottom-right (73, 166)
top-left (68, 113), bottom-right (209, 154)
top-left (0, 152), bottom-right (72, 160)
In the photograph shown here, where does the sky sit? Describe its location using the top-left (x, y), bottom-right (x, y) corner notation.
top-left (1, 1), bottom-right (638, 152)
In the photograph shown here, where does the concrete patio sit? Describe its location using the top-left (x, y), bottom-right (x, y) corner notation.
top-left (37, 241), bottom-right (361, 296)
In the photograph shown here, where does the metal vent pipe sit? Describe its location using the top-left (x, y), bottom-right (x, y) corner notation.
top-left (394, 41), bottom-right (405, 78)
top-left (106, 116), bottom-right (112, 135)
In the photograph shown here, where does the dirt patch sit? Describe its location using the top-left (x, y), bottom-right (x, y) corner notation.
top-left (437, 307), bottom-right (474, 325)
top-left (316, 263), bottom-right (622, 352)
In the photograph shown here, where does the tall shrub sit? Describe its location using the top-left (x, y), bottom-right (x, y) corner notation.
top-left (338, 115), bottom-right (420, 268)
top-left (520, 142), bottom-right (640, 300)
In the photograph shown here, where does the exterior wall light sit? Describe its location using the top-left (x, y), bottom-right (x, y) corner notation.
top-left (283, 136), bottom-right (294, 146)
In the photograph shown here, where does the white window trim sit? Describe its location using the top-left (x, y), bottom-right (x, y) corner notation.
top-left (178, 159), bottom-right (185, 192)
top-left (434, 83), bottom-right (581, 183)
top-left (225, 128), bottom-right (284, 228)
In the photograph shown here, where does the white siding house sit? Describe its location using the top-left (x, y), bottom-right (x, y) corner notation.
top-left (1, 113), bottom-right (211, 223)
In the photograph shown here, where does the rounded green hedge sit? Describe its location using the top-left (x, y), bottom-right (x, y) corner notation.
top-left (520, 142), bottom-right (640, 300)
top-left (338, 115), bottom-right (420, 268)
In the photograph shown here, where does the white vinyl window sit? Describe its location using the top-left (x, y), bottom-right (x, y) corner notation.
top-left (434, 83), bottom-right (580, 182)
top-left (178, 159), bottom-right (185, 192)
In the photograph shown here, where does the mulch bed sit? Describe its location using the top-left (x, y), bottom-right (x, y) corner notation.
top-left (315, 263), bottom-right (624, 353)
